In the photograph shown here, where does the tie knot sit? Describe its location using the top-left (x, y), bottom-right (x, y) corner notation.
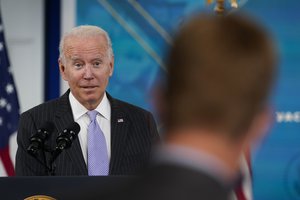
top-left (87, 110), bottom-right (98, 121)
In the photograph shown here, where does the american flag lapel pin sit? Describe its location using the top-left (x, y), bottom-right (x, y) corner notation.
top-left (117, 118), bottom-right (124, 123)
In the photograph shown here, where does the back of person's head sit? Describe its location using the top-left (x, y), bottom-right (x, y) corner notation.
top-left (59, 25), bottom-right (114, 62)
top-left (165, 13), bottom-right (277, 139)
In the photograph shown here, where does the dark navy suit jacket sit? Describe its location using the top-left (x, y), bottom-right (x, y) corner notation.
top-left (15, 90), bottom-right (159, 176)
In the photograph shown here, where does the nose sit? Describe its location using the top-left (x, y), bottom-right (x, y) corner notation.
top-left (83, 65), bottom-right (93, 80)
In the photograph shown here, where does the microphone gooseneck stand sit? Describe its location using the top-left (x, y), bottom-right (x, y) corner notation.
top-left (27, 122), bottom-right (81, 176)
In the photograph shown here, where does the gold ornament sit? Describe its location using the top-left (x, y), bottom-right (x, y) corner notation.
top-left (207, 0), bottom-right (238, 14)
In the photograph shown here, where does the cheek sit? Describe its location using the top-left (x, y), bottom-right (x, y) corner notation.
top-left (96, 70), bottom-right (111, 82)
top-left (66, 71), bottom-right (82, 84)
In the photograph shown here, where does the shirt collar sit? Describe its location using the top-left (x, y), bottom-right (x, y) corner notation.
top-left (69, 91), bottom-right (111, 120)
top-left (153, 144), bottom-right (234, 184)
top-left (94, 93), bottom-right (111, 120)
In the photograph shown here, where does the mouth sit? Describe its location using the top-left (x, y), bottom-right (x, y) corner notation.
top-left (81, 86), bottom-right (98, 90)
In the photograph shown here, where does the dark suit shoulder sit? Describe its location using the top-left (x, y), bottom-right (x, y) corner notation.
top-left (112, 97), bottom-right (153, 116)
top-left (108, 94), bottom-right (160, 175)
top-left (19, 91), bottom-right (70, 126)
top-left (110, 164), bottom-right (231, 200)
top-left (107, 93), bottom-right (157, 126)
top-left (22, 97), bottom-right (60, 114)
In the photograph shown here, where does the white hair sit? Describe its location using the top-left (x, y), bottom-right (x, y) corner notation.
top-left (59, 25), bottom-right (114, 62)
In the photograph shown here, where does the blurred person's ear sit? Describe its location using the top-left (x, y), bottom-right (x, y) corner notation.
top-left (243, 106), bottom-right (273, 149)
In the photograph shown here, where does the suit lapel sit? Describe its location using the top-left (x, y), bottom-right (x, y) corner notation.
top-left (53, 90), bottom-right (87, 175)
top-left (108, 94), bottom-right (130, 173)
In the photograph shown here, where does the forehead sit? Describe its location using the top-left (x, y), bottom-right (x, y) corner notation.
top-left (64, 35), bottom-right (108, 58)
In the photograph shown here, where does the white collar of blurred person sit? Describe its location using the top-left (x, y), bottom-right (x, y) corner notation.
top-left (153, 143), bottom-right (237, 186)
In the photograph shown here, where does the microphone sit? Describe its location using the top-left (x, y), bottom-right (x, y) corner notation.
top-left (56, 122), bottom-right (80, 150)
top-left (51, 122), bottom-right (80, 163)
top-left (27, 121), bottom-right (55, 156)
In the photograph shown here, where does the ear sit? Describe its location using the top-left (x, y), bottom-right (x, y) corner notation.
top-left (246, 106), bottom-right (273, 146)
top-left (59, 58), bottom-right (68, 81)
top-left (108, 56), bottom-right (114, 77)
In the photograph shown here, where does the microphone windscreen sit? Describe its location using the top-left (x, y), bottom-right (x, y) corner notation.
top-left (66, 122), bottom-right (81, 134)
top-left (39, 121), bottom-right (55, 133)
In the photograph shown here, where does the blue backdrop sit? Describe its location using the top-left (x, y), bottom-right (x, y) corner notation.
top-left (76, 1), bottom-right (300, 199)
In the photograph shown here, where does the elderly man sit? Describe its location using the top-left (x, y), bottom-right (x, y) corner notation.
top-left (15, 25), bottom-right (159, 176)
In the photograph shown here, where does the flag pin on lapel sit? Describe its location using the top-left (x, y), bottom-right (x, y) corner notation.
top-left (117, 119), bottom-right (124, 123)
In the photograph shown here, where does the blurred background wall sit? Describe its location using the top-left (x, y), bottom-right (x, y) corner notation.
top-left (1, 1), bottom-right (300, 199)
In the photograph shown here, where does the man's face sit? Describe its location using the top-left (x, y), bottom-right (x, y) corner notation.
top-left (59, 35), bottom-right (114, 109)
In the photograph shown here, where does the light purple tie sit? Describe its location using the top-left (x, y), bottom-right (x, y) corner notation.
top-left (87, 110), bottom-right (109, 176)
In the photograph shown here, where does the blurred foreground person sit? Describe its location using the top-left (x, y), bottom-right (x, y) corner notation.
top-left (111, 12), bottom-right (277, 200)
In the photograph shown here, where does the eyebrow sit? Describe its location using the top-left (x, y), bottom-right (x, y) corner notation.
top-left (70, 54), bottom-right (105, 59)
top-left (70, 56), bottom-right (82, 61)
top-left (69, 56), bottom-right (105, 63)
top-left (91, 58), bottom-right (104, 62)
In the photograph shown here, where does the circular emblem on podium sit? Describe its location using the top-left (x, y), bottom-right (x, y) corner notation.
top-left (285, 153), bottom-right (300, 199)
top-left (24, 195), bottom-right (56, 200)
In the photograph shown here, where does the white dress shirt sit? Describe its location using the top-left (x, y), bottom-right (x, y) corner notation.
top-left (230, 154), bottom-right (253, 200)
top-left (69, 92), bottom-right (111, 164)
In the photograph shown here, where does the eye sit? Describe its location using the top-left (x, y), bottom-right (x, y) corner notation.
top-left (93, 61), bottom-right (102, 68)
top-left (74, 62), bottom-right (83, 69)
